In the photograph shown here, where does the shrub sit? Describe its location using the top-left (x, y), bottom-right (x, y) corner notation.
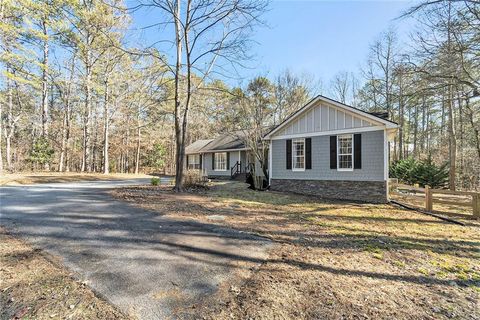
top-left (183, 170), bottom-right (204, 188)
top-left (390, 156), bottom-right (449, 188)
top-left (144, 143), bottom-right (166, 171)
top-left (151, 177), bottom-right (160, 186)
top-left (413, 157), bottom-right (449, 188)
top-left (29, 137), bottom-right (54, 167)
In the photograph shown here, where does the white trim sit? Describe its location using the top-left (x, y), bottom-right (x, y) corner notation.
top-left (384, 129), bottom-right (388, 177)
top-left (199, 147), bottom-right (250, 153)
top-left (264, 95), bottom-right (398, 139)
top-left (327, 106), bottom-right (330, 131)
top-left (268, 140), bottom-right (272, 184)
top-left (337, 134), bottom-right (354, 171)
top-left (292, 138), bottom-right (306, 171)
top-left (335, 108), bottom-right (338, 130)
top-left (213, 152), bottom-right (228, 171)
top-left (312, 107), bottom-right (315, 132)
top-left (384, 129), bottom-right (389, 200)
top-left (271, 126), bottom-right (384, 141)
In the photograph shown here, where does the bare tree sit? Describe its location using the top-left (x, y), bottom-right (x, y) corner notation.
top-left (272, 69), bottom-right (316, 124)
top-left (136, 0), bottom-right (267, 190)
top-left (330, 71), bottom-right (359, 105)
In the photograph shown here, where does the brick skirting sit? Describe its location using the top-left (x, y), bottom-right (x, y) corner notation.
top-left (270, 179), bottom-right (388, 203)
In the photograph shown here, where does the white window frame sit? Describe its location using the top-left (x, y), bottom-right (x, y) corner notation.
top-left (214, 152), bottom-right (227, 171)
top-left (292, 138), bottom-right (305, 172)
top-left (337, 134), bottom-right (354, 171)
top-left (188, 154), bottom-right (201, 170)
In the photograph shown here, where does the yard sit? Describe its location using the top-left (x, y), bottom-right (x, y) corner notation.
top-left (0, 228), bottom-right (128, 320)
top-left (0, 172), bottom-right (153, 186)
top-left (114, 181), bottom-right (480, 320)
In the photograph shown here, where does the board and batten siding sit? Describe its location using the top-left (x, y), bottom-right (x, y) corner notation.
top-left (271, 130), bottom-right (385, 181)
top-left (276, 103), bottom-right (376, 137)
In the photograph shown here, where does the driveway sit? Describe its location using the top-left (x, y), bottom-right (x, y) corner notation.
top-left (0, 179), bottom-right (270, 319)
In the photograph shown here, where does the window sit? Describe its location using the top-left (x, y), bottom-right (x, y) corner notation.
top-left (188, 154), bottom-right (201, 170)
top-left (214, 152), bottom-right (227, 171)
top-left (292, 139), bottom-right (305, 171)
top-left (337, 134), bottom-right (353, 170)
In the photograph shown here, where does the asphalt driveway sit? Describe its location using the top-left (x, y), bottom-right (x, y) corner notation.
top-left (0, 179), bottom-right (270, 319)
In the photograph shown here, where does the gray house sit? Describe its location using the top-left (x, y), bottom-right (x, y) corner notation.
top-left (185, 131), bottom-right (262, 180)
top-left (185, 95), bottom-right (398, 203)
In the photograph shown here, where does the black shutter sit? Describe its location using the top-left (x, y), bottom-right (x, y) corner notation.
top-left (226, 152), bottom-right (230, 169)
top-left (212, 153), bottom-right (215, 170)
top-left (305, 138), bottom-right (312, 169)
top-left (186, 155), bottom-right (189, 168)
top-left (330, 136), bottom-right (337, 169)
top-left (199, 154), bottom-right (202, 168)
top-left (354, 134), bottom-right (362, 169)
top-left (286, 139), bottom-right (292, 169)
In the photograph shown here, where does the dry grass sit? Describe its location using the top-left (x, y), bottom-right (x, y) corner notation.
top-left (0, 228), bottom-right (130, 320)
top-left (114, 181), bottom-right (480, 320)
top-left (390, 184), bottom-right (478, 218)
top-left (0, 172), bottom-right (152, 186)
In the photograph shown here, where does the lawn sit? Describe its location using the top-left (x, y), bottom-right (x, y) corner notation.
top-left (0, 172), bottom-right (153, 186)
top-left (114, 181), bottom-right (480, 320)
top-left (0, 228), bottom-right (128, 320)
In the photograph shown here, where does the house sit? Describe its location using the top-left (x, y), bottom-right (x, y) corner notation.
top-left (185, 95), bottom-right (398, 203)
top-left (185, 131), bottom-right (262, 179)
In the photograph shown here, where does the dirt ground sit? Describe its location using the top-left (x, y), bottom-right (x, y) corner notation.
top-left (113, 181), bottom-right (480, 320)
top-left (0, 172), bottom-right (153, 186)
top-left (0, 228), bottom-right (129, 320)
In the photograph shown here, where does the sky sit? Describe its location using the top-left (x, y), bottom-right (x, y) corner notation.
top-left (129, 0), bottom-right (417, 88)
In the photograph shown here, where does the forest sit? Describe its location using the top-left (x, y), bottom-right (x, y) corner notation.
top-left (0, 0), bottom-right (479, 190)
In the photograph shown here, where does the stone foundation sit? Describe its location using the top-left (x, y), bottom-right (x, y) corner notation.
top-left (270, 179), bottom-right (388, 203)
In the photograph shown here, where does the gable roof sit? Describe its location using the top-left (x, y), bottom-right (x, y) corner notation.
top-left (264, 95), bottom-right (398, 139)
top-left (185, 131), bottom-right (250, 155)
top-left (185, 139), bottom-right (213, 154)
top-left (203, 131), bottom-right (247, 151)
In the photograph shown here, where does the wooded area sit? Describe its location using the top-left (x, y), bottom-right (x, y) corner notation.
top-left (0, 0), bottom-right (479, 190)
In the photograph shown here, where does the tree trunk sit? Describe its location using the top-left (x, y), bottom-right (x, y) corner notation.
top-left (92, 109), bottom-right (99, 172)
top-left (41, 19), bottom-right (50, 171)
top-left (59, 109), bottom-right (67, 172)
top-left (5, 77), bottom-right (14, 171)
top-left (82, 43), bottom-right (92, 173)
top-left (173, 0), bottom-right (184, 191)
top-left (135, 125), bottom-right (141, 174)
top-left (398, 69), bottom-right (404, 160)
top-left (448, 85), bottom-right (457, 190)
top-left (103, 79), bottom-right (110, 174)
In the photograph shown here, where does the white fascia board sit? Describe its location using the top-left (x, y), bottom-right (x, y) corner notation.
top-left (270, 126), bottom-right (384, 140)
top-left (201, 147), bottom-right (250, 153)
top-left (264, 96), bottom-right (398, 139)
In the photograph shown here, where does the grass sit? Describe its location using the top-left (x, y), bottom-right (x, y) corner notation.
top-left (114, 181), bottom-right (480, 319)
top-left (0, 228), bottom-right (129, 320)
top-left (0, 172), bottom-right (153, 186)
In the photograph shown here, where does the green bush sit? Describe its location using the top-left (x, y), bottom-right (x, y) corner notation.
top-left (144, 143), bottom-right (166, 171)
top-left (390, 156), bottom-right (449, 188)
top-left (151, 177), bottom-right (160, 186)
top-left (29, 137), bottom-right (54, 166)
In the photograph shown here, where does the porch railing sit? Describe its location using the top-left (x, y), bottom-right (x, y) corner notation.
top-left (230, 161), bottom-right (241, 178)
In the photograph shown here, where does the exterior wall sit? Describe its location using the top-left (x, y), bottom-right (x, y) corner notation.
top-left (203, 150), bottom-right (242, 178)
top-left (270, 179), bottom-right (387, 203)
top-left (277, 101), bottom-right (378, 137)
top-left (184, 154), bottom-right (202, 171)
top-left (271, 129), bottom-right (385, 181)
